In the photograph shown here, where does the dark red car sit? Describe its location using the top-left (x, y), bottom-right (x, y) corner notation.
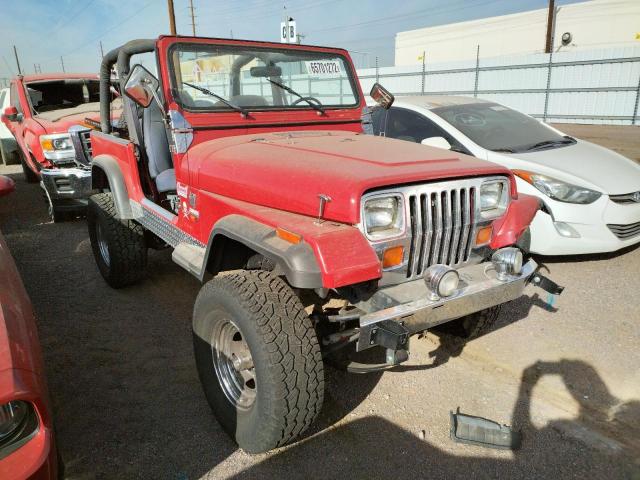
top-left (0, 176), bottom-right (59, 479)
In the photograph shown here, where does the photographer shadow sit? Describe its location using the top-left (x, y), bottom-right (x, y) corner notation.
top-left (229, 358), bottom-right (639, 480)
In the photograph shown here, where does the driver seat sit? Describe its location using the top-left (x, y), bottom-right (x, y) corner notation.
top-left (142, 99), bottom-right (175, 193)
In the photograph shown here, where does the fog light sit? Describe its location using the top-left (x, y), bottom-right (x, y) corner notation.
top-left (554, 221), bottom-right (580, 238)
top-left (424, 264), bottom-right (459, 299)
top-left (491, 247), bottom-right (523, 280)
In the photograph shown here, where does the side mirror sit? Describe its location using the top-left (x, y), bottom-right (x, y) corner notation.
top-left (2, 106), bottom-right (20, 122)
top-left (0, 175), bottom-right (15, 197)
top-left (370, 83), bottom-right (394, 109)
top-left (124, 64), bottom-right (160, 108)
top-left (421, 136), bottom-right (452, 150)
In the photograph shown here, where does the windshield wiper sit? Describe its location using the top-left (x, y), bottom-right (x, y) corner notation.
top-left (521, 138), bottom-right (575, 152)
top-left (182, 82), bottom-right (248, 116)
top-left (266, 78), bottom-right (325, 115)
top-left (491, 148), bottom-right (515, 153)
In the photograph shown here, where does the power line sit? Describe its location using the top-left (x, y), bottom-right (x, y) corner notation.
top-left (188, 0), bottom-right (196, 36)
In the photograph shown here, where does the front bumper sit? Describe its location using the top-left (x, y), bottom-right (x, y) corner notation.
top-left (529, 207), bottom-right (640, 255)
top-left (40, 167), bottom-right (92, 200)
top-left (356, 259), bottom-right (537, 351)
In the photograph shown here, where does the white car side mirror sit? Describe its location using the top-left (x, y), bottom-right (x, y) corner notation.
top-left (421, 136), bottom-right (452, 150)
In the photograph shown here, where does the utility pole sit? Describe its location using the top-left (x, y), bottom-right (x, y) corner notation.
top-left (60, 56), bottom-right (65, 73)
top-left (99, 41), bottom-right (104, 58)
top-left (167, 0), bottom-right (177, 35)
top-left (13, 45), bottom-right (22, 75)
top-left (544, 0), bottom-right (555, 53)
top-left (188, 0), bottom-right (196, 36)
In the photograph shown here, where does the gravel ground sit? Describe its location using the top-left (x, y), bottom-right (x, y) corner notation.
top-left (1, 125), bottom-right (639, 479)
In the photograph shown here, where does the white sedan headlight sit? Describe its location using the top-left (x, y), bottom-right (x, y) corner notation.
top-left (480, 179), bottom-right (509, 219)
top-left (514, 170), bottom-right (601, 204)
top-left (363, 195), bottom-right (404, 240)
top-left (40, 133), bottom-right (75, 162)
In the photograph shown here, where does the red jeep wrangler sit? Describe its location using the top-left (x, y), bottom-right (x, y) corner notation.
top-left (1, 73), bottom-right (110, 221)
top-left (87, 36), bottom-right (561, 453)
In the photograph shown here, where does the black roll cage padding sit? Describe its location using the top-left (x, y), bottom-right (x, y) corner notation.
top-left (99, 39), bottom-right (156, 134)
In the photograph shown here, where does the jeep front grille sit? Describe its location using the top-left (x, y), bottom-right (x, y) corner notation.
top-left (362, 177), bottom-right (505, 286)
top-left (406, 186), bottom-right (476, 279)
top-left (607, 221), bottom-right (640, 240)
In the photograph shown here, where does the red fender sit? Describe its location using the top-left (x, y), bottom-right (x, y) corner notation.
top-left (490, 193), bottom-right (540, 249)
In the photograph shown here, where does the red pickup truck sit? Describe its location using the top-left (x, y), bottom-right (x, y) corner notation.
top-left (1, 73), bottom-right (104, 221)
top-left (0, 176), bottom-right (59, 479)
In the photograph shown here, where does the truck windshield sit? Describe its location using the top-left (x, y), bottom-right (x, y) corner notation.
top-left (431, 102), bottom-right (575, 153)
top-left (26, 79), bottom-right (100, 115)
top-left (169, 44), bottom-right (359, 112)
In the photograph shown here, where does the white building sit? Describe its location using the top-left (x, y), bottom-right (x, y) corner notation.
top-left (395, 0), bottom-right (640, 65)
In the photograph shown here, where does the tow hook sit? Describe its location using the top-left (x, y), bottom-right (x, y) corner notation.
top-left (530, 271), bottom-right (565, 295)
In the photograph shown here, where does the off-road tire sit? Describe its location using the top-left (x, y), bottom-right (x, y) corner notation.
top-left (20, 153), bottom-right (39, 183)
top-left (434, 305), bottom-right (502, 340)
top-left (193, 270), bottom-right (324, 453)
top-left (87, 193), bottom-right (147, 288)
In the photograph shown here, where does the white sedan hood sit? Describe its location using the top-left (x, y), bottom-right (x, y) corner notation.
top-left (513, 140), bottom-right (640, 195)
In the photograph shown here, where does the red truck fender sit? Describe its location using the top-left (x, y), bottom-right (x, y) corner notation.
top-left (490, 193), bottom-right (540, 250)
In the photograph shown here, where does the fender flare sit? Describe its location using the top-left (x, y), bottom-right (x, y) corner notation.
top-left (202, 215), bottom-right (323, 289)
top-left (91, 154), bottom-right (135, 219)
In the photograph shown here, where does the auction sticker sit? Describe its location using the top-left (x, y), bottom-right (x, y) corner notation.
top-left (305, 60), bottom-right (342, 76)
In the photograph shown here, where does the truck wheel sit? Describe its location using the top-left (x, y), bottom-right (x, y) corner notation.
top-left (193, 270), bottom-right (324, 453)
top-left (434, 305), bottom-right (502, 340)
top-left (87, 193), bottom-right (147, 288)
top-left (20, 153), bottom-right (39, 183)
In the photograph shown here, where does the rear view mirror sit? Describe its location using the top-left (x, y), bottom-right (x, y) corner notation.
top-left (124, 64), bottom-right (160, 108)
top-left (421, 136), bottom-right (452, 150)
top-left (370, 83), bottom-right (394, 109)
top-left (0, 175), bottom-right (15, 197)
top-left (2, 106), bottom-right (20, 122)
top-left (250, 66), bottom-right (283, 78)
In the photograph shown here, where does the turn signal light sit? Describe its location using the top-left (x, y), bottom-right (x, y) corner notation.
top-left (475, 225), bottom-right (493, 246)
top-left (382, 245), bottom-right (404, 268)
top-left (276, 227), bottom-right (302, 244)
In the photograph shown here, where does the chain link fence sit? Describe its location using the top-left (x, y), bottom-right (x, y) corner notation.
top-left (356, 46), bottom-right (640, 125)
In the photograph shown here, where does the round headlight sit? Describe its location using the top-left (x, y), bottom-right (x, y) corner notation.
top-left (424, 264), bottom-right (459, 299)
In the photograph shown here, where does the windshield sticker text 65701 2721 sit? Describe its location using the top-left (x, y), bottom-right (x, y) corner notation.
top-left (305, 60), bottom-right (342, 76)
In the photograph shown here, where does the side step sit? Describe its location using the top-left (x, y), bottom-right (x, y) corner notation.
top-left (172, 242), bottom-right (206, 278)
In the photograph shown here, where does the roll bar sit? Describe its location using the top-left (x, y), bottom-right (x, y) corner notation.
top-left (99, 39), bottom-right (156, 133)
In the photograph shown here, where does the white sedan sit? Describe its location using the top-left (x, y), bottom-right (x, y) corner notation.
top-left (0, 88), bottom-right (18, 166)
top-left (367, 96), bottom-right (640, 255)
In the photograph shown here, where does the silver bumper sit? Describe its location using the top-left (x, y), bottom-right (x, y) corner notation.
top-left (40, 168), bottom-right (92, 200)
top-left (356, 259), bottom-right (537, 351)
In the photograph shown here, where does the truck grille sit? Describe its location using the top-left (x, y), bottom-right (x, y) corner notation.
top-left (607, 221), bottom-right (640, 240)
top-left (80, 130), bottom-right (92, 161)
top-left (406, 186), bottom-right (476, 279)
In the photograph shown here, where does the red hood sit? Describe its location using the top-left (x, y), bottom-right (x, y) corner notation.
top-left (190, 131), bottom-right (512, 224)
top-left (33, 111), bottom-right (101, 133)
top-left (0, 231), bottom-right (44, 374)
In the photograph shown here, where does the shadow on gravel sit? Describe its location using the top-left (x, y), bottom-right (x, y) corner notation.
top-left (230, 359), bottom-right (640, 480)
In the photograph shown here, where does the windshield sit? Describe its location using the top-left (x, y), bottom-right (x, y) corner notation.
top-left (26, 79), bottom-right (100, 114)
top-left (431, 102), bottom-right (573, 153)
top-left (169, 44), bottom-right (359, 112)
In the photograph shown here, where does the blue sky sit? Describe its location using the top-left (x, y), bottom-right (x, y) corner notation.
top-left (0, 0), bottom-right (583, 80)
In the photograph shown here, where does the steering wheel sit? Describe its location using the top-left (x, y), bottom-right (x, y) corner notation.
top-left (291, 96), bottom-right (323, 107)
